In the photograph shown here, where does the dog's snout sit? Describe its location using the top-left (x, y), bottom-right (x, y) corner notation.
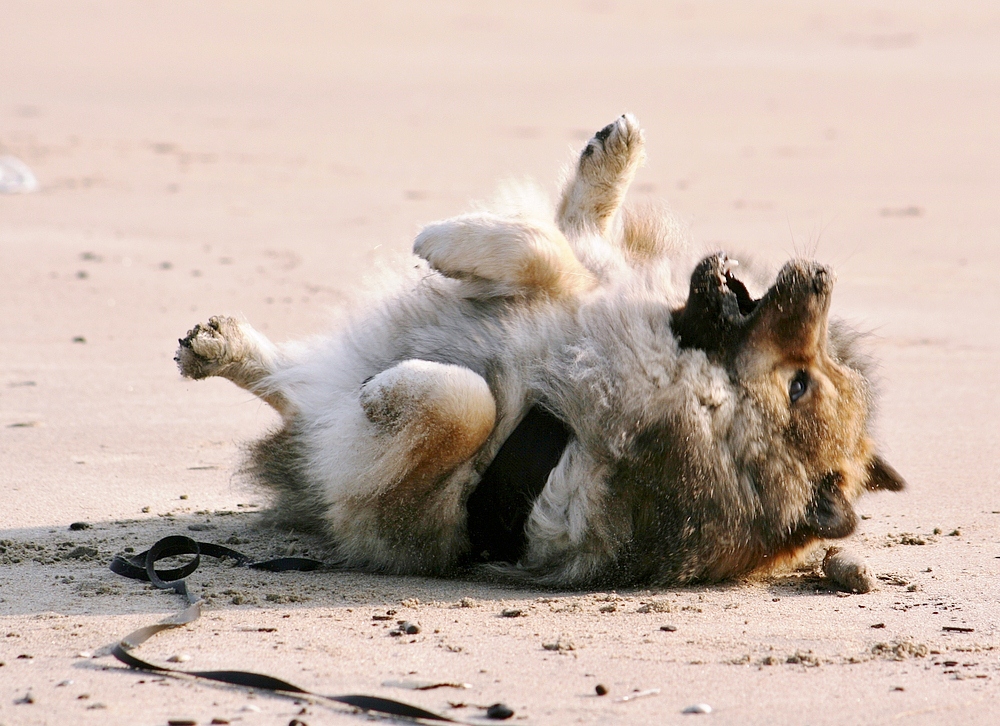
top-left (774, 260), bottom-right (835, 300)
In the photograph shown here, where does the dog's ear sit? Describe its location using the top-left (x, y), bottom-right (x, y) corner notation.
top-left (807, 473), bottom-right (858, 539)
top-left (414, 213), bottom-right (595, 296)
top-left (864, 455), bottom-right (906, 492)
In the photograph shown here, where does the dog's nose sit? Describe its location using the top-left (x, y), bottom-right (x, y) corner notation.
top-left (811, 265), bottom-right (833, 296)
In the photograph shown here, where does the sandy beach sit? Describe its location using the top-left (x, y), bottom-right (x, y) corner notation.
top-left (3, 1), bottom-right (1000, 724)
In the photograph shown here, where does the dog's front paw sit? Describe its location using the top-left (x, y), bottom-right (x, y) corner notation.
top-left (578, 113), bottom-right (645, 179)
top-left (823, 546), bottom-right (874, 594)
top-left (175, 315), bottom-right (242, 379)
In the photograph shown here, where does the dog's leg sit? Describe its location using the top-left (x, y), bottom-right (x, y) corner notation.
top-left (359, 359), bottom-right (496, 473)
top-left (175, 315), bottom-right (290, 416)
top-left (557, 113), bottom-right (645, 237)
top-left (414, 214), bottom-right (596, 297)
top-left (517, 441), bottom-right (626, 585)
top-left (326, 359), bottom-right (496, 571)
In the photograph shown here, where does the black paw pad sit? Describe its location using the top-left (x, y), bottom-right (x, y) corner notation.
top-left (594, 123), bottom-right (615, 143)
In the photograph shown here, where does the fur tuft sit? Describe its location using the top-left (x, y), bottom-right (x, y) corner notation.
top-left (244, 426), bottom-right (330, 536)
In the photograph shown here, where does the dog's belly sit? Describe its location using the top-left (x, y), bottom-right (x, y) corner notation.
top-left (465, 405), bottom-right (571, 563)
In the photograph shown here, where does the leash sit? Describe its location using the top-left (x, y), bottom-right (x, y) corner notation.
top-left (109, 535), bottom-right (461, 723)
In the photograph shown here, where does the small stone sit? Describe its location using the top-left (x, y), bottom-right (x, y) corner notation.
top-left (15, 692), bottom-right (35, 705)
top-left (543, 638), bottom-right (575, 651)
top-left (167, 654), bottom-right (192, 663)
top-left (168, 720), bottom-right (197, 726)
top-left (0, 155), bottom-right (40, 194)
top-left (660, 625), bottom-right (678, 632)
top-left (485, 703), bottom-right (514, 720)
top-left (399, 621), bottom-right (420, 635)
top-left (595, 684), bottom-right (609, 696)
top-left (210, 720), bottom-right (230, 725)
top-left (141, 506), bottom-right (151, 513)
top-left (500, 609), bottom-right (523, 618)
top-left (180, 494), bottom-right (189, 500)
top-left (241, 705), bottom-right (262, 713)
top-left (682, 703), bottom-right (712, 714)
top-left (72, 336), bottom-right (86, 344)
top-left (76, 650), bottom-right (93, 658)
top-left (786, 650), bottom-right (821, 666)
top-left (69, 522), bottom-right (91, 531)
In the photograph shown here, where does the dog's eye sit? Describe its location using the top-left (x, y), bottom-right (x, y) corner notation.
top-left (789, 371), bottom-right (809, 403)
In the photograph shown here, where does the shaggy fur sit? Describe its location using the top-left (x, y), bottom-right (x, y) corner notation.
top-left (176, 114), bottom-right (904, 588)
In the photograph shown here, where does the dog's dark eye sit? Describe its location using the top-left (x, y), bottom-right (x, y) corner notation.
top-left (789, 371), bottom-right (809, 403)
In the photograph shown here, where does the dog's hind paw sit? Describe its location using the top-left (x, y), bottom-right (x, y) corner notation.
top-left (175, 315), bottom-right (245, 380)
top-left (558, 113), bottom-right (645, 236)
top-left (579, 113), bottom-right (644, 179)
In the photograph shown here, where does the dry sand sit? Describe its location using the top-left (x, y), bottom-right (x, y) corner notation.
top-left (2, 2), bottom-right (999, 724)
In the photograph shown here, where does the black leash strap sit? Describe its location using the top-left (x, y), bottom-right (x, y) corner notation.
top-left (109, 535), bottom-right (459, 723)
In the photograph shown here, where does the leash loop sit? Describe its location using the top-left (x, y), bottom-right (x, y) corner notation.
top-left (107, 535), bottom-right (461, 723)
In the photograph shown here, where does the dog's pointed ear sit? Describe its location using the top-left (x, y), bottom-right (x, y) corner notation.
top-left (864, 455), bottom-right (906, 492)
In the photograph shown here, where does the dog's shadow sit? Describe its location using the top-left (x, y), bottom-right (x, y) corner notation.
top-left (1, 508), bottom-right (854, 636)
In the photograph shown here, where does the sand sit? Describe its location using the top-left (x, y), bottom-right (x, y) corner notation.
top-left (2, 1), bottom-right (999, 724)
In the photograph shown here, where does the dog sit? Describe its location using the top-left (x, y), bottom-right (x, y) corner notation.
top-left (176, 115), bottom-right (904, 588)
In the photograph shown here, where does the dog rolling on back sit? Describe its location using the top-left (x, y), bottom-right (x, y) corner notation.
top-left (176, 115), bottom-right (904, 588)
